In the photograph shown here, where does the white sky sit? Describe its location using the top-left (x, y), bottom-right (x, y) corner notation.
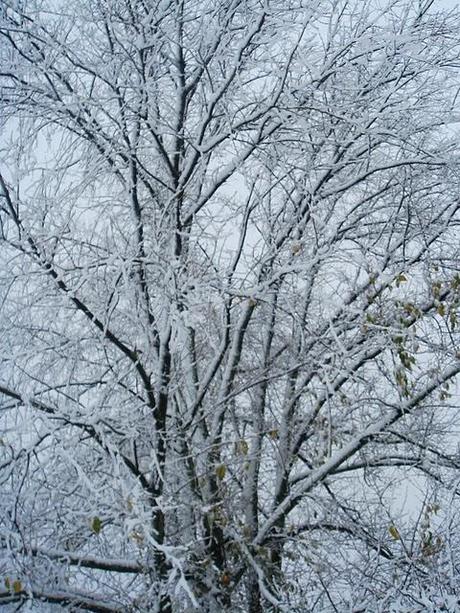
top-left (439, 0), bottom-right (459, 8)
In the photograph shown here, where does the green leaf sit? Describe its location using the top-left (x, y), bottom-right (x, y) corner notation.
top-left (389, 525), bottom-right (400, 540)
top-left (215, 464), bottom-right (226, 480)
top-left (91, 516), bottom-right (102, 534)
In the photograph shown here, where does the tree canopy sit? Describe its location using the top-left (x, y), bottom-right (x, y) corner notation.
top-left (1, 0), bottom-right (460, 610)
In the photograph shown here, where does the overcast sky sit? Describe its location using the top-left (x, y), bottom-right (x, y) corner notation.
top-left (439, 0), bottom-right (459, 8)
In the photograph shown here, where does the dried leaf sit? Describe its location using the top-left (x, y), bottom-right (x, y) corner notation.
top-left (236, 440), bottom-right (249, 455)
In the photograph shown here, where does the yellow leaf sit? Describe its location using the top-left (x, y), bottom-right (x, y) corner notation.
top-left (4, 578), bottom-right (10, 590)
top-left (389, 525), bottom-right (400, 540)
top-left (395, 273), bottom-right (407, 287)
top-left (91, 516), bottom-right (102, 534)
top-left (432, 281), bottom-right (442, 298)
top-left (268, 429), bottom-right (279, 440)
top-left (215, 464), bottom-right (226, 479)
top-left (236, 440), bottom-right (249, 455)
top-left (129, 530), bottom-right (144, 544)
top-left (12, 580), bottom-right (22, 594)
top-left (437, 303), bottom-right (446, 317)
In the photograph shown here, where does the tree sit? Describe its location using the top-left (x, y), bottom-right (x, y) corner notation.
top-left (1, 0), bottom-right (460, 610)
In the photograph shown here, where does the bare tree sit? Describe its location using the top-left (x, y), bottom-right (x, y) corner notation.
top-left (1, 0), bottom-right (460, 610)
